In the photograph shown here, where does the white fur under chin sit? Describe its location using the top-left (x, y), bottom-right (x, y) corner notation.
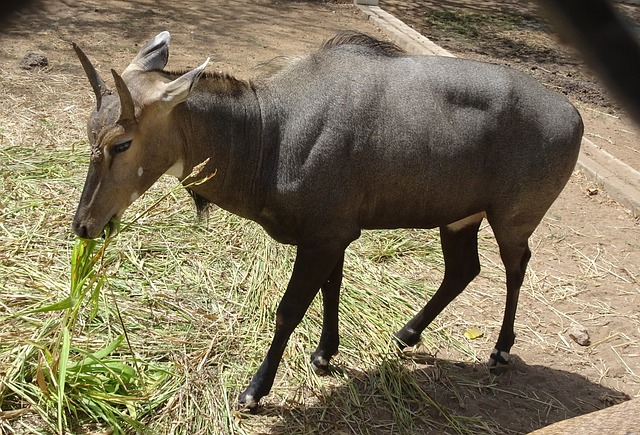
top-left (165, 160), bottom-right (184, 178)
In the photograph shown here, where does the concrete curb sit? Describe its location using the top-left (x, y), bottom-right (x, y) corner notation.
top-left (356, 3), bottom-right (640, 216)
top-left (358, 6), bottom-right (454, 57)
top-left (579, 138), bottom-right (640, 214)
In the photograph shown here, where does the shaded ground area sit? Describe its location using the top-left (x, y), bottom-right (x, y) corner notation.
top-left (381, 0), bottom-right (640, 173)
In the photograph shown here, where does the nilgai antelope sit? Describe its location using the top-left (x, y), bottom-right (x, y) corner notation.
top-left (72, 31), bottom-right (583, 410)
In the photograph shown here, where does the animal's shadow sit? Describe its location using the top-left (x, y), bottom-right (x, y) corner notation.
top-left (259, 353), bottom-right (629, 434)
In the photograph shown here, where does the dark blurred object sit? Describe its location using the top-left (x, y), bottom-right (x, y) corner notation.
top-left (0, 0), bottom-right (40, 24)
top-left (20, 52), bottom-right (48, 69)
top-left (538, 0), bottom-right (640, 126)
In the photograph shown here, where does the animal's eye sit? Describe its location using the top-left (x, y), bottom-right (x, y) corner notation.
top-left (113, 140), bottom-right (132, 154)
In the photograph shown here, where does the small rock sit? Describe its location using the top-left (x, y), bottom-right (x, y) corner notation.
top-left (568, 324), bottom-right (591, 346)
top-left (20, 52), bottom-right (48, 70)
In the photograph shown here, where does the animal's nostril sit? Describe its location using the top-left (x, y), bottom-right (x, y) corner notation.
top-left (72, 220), bottom-right (89, 239)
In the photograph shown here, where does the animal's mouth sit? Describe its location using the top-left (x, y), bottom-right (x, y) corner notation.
top-left (103, 214), bottom-right (121, 239)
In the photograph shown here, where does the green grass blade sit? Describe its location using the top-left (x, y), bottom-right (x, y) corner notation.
top-left (57, 326), bottom-right (71, 435)
top-left (66, 335), bottom-right (125, 370)
top-left (10, 297), bottom-right (73, 317)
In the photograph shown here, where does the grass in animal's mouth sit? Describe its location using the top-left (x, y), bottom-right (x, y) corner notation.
top-left (106, 215), bottom-right (121, 239)
top-left (34, 171), bottom-right (218, 432)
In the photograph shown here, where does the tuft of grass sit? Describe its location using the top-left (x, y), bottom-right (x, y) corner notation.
top-left (1, 222), bottom-right (175, 434)
top-left (0, 162), bottom-right (218, 434)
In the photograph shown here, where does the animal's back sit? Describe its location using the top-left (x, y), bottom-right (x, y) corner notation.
top-left (257, 35), bottom-right (582, 240)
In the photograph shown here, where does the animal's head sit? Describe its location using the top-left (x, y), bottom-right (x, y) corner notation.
top-left (72, 31), bottom-right (209, 239)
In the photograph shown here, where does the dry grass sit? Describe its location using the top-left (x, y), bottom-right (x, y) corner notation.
top-left (1, 49), bottom-right (639, 435)
top-left (0, 67), bottom-right (482, 434)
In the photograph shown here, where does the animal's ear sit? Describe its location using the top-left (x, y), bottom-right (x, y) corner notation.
top-left (111, 69), bottom-right (136, 123)
top-left (128, 31), bottom-right (171, 72)
top-left (159, 58), bottom-right (210, 109)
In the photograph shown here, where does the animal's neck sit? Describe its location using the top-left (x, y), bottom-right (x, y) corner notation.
top-left (173, 73), bottom-right (265, 220)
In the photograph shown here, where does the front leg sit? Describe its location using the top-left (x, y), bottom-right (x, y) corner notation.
top-left (238, 246), bottom-right (344, 411)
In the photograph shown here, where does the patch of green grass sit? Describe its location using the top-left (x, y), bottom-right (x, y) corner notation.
top-left (424, 10), bottom-right (542, 38)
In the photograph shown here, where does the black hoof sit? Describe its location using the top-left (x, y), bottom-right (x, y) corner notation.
top-left (488, 348), bottom-right (510, 374)
top-left (393, 328), bottom-right (421, 349)
top-left (310, 354), bottom-right (331, 375)
top-left (238, 390), bottom-right (260, 414)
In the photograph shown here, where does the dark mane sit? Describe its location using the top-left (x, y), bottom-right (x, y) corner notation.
top-left (158, 70), bottom-right (251, 96)
top-left (322, 31), bottom-right (405, 57)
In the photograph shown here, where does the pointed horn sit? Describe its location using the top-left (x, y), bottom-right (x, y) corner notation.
top-left (72, 42), bottom-right (110, 111)
top-left (111, 69), bottom-right (136, 123)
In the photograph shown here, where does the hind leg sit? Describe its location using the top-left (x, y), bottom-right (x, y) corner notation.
top-left (488, 233), bottom-right (532, 369)
top-left (395, 217), bottom-right (482, 347)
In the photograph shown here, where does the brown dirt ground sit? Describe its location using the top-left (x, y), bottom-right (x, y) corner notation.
top-left (1, 0), bottom-right (639, 433)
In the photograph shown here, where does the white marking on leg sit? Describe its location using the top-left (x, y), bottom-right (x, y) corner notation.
top-left (447, 211), bottom-right (486, 232)
top-left (165, 160), bottom-right (184, 178)
top-left (490, 347), bottom-right (510, 365)
top-left (130, 191), bottom-right (140, 203)
top-left (317, 357), bottom-right (328, 367)
top-left (242, 394), bottom-right (256, 408)
top-left (137, 166), bottom-right (144, 177)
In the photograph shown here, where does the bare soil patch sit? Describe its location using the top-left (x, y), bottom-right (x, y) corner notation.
top-left (1, 1), bottom-right (639, 433)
